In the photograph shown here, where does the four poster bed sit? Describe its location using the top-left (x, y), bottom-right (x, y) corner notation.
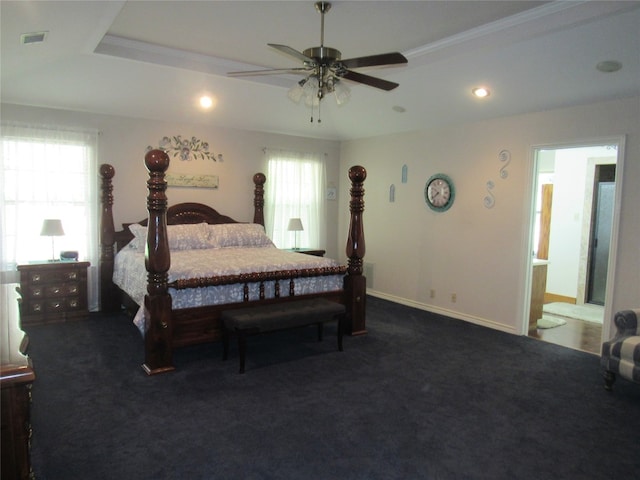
top-left (99, 149), bottom-right (367, 374)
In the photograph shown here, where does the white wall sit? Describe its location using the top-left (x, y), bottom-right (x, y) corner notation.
top-left (1, 104), bottom-right (343, 259)
top-left (339, 96), bottom-right (640, 339)
top-left (546, 149), bottom-right (588, 299)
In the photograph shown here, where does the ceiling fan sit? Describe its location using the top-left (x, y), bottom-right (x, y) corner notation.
top-left (228, 1), bottom-right (408, 120)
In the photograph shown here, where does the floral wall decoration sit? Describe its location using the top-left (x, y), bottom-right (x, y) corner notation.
top-left (146, 135), bottom-right (223, 161)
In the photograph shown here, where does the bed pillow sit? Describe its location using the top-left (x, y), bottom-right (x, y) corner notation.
top-left (206, 223), bottom-right (275, 248)
top-left (128, 223), bottom-right (210, 251)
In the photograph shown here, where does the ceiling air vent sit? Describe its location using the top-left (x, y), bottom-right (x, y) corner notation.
top-left (21, 31), bottom-right (48, 45)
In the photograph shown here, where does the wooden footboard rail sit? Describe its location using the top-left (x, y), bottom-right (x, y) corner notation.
top-left (170, 266), bottom-right (347, 289)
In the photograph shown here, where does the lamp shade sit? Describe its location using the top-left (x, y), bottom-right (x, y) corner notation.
top-left (40, 219), bottom-right (65, 236)
top-left (287, 218), bottom-right (304, 232)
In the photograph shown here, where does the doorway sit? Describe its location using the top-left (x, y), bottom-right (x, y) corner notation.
top-left (525, 140), bottom-right (623, 354)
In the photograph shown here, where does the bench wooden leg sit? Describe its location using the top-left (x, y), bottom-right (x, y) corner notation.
top-left (222, 325), bottom-right (230, 361)
top-left (337, 314), bottom-right (344, 352)
top-left (237, 331), bottom-right (247, 374)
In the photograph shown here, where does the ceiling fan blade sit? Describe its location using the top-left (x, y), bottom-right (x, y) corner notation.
top-left (340, 52), bottom-right (407, 69)
top-left (228, 67), bottom-right (311, 77)
top-left (268, 44), bottom-right (315, 64)
top-left (341, 70), bottom-right (400, 91)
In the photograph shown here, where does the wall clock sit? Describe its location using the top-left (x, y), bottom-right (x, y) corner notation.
top-left (424, 173), bottom-right (455, 212)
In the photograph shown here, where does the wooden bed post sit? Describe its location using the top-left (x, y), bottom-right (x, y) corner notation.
top-left (142, 150), bottom-right (174, 375)
top-left (344, 165), bottom-right (367, 335)
top-left (253, 172), bottom-right (266, 226)
top-left (99, 164), bottom-right (120, 312)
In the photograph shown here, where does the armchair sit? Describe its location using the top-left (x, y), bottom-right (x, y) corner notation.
top-left (601, 309), bottom-right (640, 391)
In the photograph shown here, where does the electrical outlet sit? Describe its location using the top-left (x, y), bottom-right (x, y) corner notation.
top-left (430, 289), bottom-right (435, 299)
top-left (451, 293), bottom-right (457, 303)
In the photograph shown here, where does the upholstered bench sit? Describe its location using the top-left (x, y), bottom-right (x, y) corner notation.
top-left (221, 298), bottom-right (346, 373)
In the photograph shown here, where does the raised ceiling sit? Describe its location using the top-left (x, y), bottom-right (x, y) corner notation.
top-left (1, 1), bottom-right (639, 140)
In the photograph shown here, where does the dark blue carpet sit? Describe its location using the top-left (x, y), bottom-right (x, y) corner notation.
top-left (25, 296), bottom-right (640, 479)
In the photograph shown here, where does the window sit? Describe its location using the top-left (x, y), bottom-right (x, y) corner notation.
top-left (264, 149), bottom-right (325, 249)
top-left (1, 123), bottom-right (99, 309)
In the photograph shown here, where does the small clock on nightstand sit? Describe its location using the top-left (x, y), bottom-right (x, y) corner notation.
top-left (424, 173), bottom-right (455, 212)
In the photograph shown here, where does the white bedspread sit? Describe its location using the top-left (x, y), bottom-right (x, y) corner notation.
top-left (113, 246), bottom-right (344, 333)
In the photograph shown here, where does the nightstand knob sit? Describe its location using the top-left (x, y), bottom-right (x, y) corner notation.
top-left (31, 274), bottom-right (41, 282)
top-left (69, 299), bottom-right (79, 308)
top-left (67, 272), bottom-right (78, 280)
top-left (32, 288), bottom-right (43, 297)
top-left (69, 286), bottom-right (78, 294)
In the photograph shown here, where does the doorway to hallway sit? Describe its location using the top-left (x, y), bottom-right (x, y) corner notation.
top-left (526, 141), bottom-right (623, 354)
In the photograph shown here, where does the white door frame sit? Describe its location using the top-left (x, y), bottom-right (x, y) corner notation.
top-left (519, 135), bottom-right (626, 349)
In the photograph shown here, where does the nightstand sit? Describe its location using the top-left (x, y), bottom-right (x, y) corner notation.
top-left (286, 248), bottom-right (326, 257)
top-left (17, 261), bottom-right (90, 326)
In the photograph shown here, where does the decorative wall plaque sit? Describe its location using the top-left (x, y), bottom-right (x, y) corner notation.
top-left (166, 173), bottom-right (219, 189)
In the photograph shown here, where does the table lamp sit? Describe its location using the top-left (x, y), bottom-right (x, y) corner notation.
top-left (40, 219), bottom-right (64, 261)
top-left (287, 218), bottom-right (303, 250)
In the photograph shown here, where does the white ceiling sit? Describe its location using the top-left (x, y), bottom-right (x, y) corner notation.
top-left (1, 1), bottom-right (639, 141)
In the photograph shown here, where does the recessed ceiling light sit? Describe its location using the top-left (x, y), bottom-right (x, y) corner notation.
top-left (199, 96), bottom-right (214, 109)
top-left (596, 60), bottom-right (622, 73)
top-left (21, 31), bottom-right (48, 45)
top-left (472, 87), bottom-right (490, 98)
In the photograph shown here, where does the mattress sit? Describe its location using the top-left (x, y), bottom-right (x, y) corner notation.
top-left (113, 245), bottom-right (345, 333)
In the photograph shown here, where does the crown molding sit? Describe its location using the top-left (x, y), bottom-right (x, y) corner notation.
top-left (405, 0), bottom-right (637, 67)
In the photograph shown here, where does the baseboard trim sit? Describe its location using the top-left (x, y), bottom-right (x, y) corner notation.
top-left (366, 289), bottom-right (517, 334)
top-left (544, 293), bottom-right (576, 304)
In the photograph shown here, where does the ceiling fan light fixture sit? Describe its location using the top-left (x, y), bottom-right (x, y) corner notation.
top-left (302, 76), bottom-right (321, 107)
top-left (334, 80), bottom-right (351, 106)
top-left (287, 78), bottom-right (307, 103)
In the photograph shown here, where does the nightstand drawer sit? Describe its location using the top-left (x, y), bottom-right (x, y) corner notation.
top-left (45, 296), bottom-right (83, 313)
top-left (27, 283), bottom-right (80, 299)
top-left (45, 282), bottom-right (81, 298)
top-left (27, 268), bottom-right (83, 284)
